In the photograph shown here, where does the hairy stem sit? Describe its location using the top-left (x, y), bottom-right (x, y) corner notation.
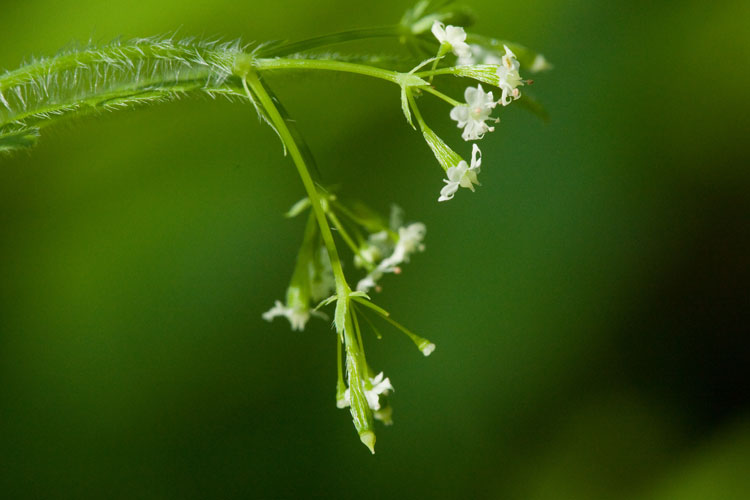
top-left (0, 38), bottom-right (247, 152)
top-left (254, 57), bottom-right (404, 84)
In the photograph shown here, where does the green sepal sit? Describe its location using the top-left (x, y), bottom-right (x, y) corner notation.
top-left (351, 296), bottom-right (390, 318)
top-left (422, 126), bottom-right (463, 171)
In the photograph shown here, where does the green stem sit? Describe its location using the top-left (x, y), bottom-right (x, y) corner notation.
top-left (242, 70), bottom-right (375, 449)
top-left (255, 57), bottom-right (403, 84)
top-left (415, 67), bottom-right (458, 78)
top-left (422, 86), bottom-right (461, 107)
top-left (243, 71), bottom-right (348, 294)
top-left (428, 45), bottom-right (449, 83)
top-left (405, 89), bottom-right (427, 129)
top-left (326, 211), bottom-right (374, 272)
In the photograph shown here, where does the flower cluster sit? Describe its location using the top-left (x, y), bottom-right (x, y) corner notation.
top-left (356, 206), bottom-right (426, 293)
top-left (390, 20), bottom-right (525, 205)
top-left (264, 199), bottom-right (427, 330)
top-left (401, 22), bottom-right (532, 203)
top-left (256, 1), bottom-right (547, 453)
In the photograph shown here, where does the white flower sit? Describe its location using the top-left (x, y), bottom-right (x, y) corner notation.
top-left (340, 372), bottom-right (394, 411)
top-left (262, 286), bottom-right (326, 331)
top-left (450, 85), bottom-right (498, 141)
top-left (356, 222), bottom-right (426, 293)
top-left (380, 223), bottom-right (426, 270)
top-left (431, 21), bottom-right (471, 59)
top-left (438, 144), bottom-right (482, 202)
top-left (262, 300), bottom-right (310, 331)
top-left (356, 274), bottom-right (380, 293)
top-left (457, 44), bottom-right (503, 66)
top-left (496, 45), bottom-right (523, 106)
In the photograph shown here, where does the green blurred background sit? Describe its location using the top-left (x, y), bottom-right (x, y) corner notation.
top-left (1, 1), bottom-right (749, 498)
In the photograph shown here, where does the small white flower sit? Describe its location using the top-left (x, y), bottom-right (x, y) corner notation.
top-left (262, 286), bottom-right (326, 331)
top-left (450, 85), bottom-right (498, 141)
top-left (356, 222), bottom-right (426, 293)
top-left (438, 144), bottom-right (482, 202)
top-left (496, 45), bottom-right (523, 106)
top-left (341, 372), bottom-right (394, 411)
top-left (262, 300), bottom-right (310, 331)
top-left (380, 223), bottom-right (426, 270)
top-left (431, 21), bottom-right (472, 59)
top-left (356, 274), bottom-right (380, 293)
top-left (457, 44), bottom-right (502, 66)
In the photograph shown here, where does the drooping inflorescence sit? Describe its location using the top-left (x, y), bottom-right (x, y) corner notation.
top-left (255, 2), bottom-right (548, 452)
top-left (1, 0), bottom-right (549, 452)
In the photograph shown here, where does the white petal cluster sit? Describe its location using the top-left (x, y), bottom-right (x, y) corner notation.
top-left (497, 45), bottom-right (523, 106)
top-left (431, 21), bottom-right (471, 59)
top-left (457, 44), bottom-right (503, 66)
top-left (262, 299), bottom-right (310, 331)
top-left (338, 372), bottom-right (394, 411)
top-left (382, 223), bottom-right (427, 269)
top-left (450, 85), bottom-right (498, 141)
top-left (438, 144), bottom-right (482, 202)
top-left (356, 222), bottom-right (426, 292)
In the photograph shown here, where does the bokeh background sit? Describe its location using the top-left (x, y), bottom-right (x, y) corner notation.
top-left (1, 1), bottom-right (749, 498)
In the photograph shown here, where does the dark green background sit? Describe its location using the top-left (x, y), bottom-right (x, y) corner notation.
top-left (1, 1), bottom-right (749, 498)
